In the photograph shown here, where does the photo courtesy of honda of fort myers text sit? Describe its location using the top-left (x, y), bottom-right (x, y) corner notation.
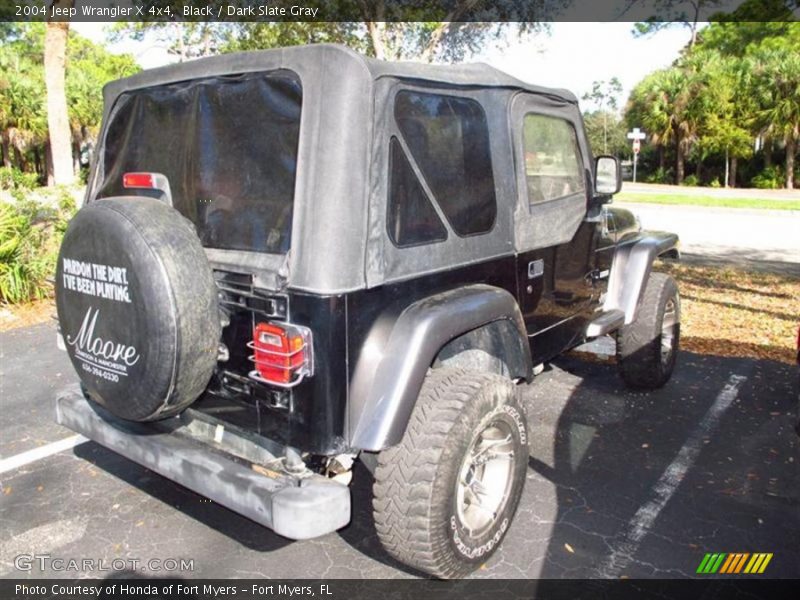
top-left (1, 0), bottom-right (798, 599)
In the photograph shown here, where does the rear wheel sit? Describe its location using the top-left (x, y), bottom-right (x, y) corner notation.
top-left (617, 272), bottom-right (680, 390)
top-left (372, 368), bottom-right (528, 578)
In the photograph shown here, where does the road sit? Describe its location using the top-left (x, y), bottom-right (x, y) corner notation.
top-left (1, 323), bottom-right (797, 579)
top-left (617, 202), bottom-right (800, 275)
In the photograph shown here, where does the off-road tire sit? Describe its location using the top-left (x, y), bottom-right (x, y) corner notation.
top-left (617, 272), bottom-right (680, 390)
top-left (372, 368), bottom-right (528, 579)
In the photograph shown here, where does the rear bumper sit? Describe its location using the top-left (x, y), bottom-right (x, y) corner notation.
top-left (54, 387), bottom-right (350, 540)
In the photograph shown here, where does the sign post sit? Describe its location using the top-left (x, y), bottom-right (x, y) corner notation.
top-left (627, 127), bottom-right (646, 183)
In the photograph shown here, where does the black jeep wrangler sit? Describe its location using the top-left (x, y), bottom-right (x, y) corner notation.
top-left (54, 45), bottom-right (680, 578)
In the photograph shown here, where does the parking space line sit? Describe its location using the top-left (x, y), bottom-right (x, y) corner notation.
top-left (0, 435), bottom-right (87, 475)
top-left (596, 374), bottom-right (748, 578)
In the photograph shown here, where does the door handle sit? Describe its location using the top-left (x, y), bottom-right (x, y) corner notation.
top-left (528, 259), bottom-right (544, 279)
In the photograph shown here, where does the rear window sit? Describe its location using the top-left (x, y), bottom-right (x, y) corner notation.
top-left (96, 70), bottom-right (302, 254)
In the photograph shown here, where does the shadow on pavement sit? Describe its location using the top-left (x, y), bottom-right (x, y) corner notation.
top-left (533, 349), bottom-right (798, 579)
top-left (74, 443), bottom-right (291, 554)
top-left (681, 252), bottom-right (800, 277)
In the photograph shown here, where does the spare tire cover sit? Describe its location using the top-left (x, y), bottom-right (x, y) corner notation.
top-left (56, 197), bottom-right (221, 421)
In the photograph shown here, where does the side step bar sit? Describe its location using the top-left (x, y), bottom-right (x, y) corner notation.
top-left (55, 387), bottom-right (350, 540)
top-left (586, 309), bottom-right (625, 338)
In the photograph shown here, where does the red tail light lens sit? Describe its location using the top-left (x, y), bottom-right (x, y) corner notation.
top-left (249, 322), bottom-right (312, 386)
top-left (123, 172), bottom-right (156, 189)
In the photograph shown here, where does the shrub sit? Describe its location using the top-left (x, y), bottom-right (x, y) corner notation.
top-left (0, 167), bottom-right (39, 193)
top-left (645, 167), bottom-right (673, 184)
top-left (708, 178), bottom-right (721, 188)
top-left (682, 174), bottom-right (699, 187)
top-left (0, 191), bottom-right (77, 304)
top-left (751, 166), bottom-right (784, 189)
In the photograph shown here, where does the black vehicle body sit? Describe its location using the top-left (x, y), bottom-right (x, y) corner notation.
top-left (54, 45), bottom-right (678, 553)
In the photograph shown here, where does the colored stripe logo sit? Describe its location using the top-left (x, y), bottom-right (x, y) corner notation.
top-left (696, 553), bottom-right (773, 574)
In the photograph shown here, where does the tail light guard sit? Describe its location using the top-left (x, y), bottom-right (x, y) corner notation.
top-left (247, 321), bottom-right (314, 388)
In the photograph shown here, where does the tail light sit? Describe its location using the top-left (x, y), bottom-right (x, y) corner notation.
top-left (123, 172), bottom-right (156, 189)
top-left (122, 172), bottom-right (173, 206)
top-left (248, 322), bottom-right (313, 387)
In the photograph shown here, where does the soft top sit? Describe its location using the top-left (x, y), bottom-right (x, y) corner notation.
top-left (102, 43), bottom-right (578, 105)
top-left (92, 43), bottom-right (582, 295)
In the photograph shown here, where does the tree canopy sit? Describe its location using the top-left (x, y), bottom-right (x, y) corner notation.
top-left (625, 18), bottom-right (799, 188)
top-left (0, 24), bottom-right (139, 180)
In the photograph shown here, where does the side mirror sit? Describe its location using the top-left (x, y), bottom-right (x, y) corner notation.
top-left (595, 155), bottom-right (621, 196)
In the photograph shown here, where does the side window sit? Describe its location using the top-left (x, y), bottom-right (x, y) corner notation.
top-left (523, 114), bottom-right (585, 204)
top-left (394, 91), bottom-right (497, 236)
top-left (387, 137), bottom-right (448, 247)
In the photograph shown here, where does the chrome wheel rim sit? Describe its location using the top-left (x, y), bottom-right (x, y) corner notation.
top-left (661, 297), bottom-right (679, 365)
top-left (455, 421), bottom-right (515, 537)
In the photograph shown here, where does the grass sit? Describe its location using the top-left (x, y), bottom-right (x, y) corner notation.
top-left (616, 192), bottom-right (800, 211)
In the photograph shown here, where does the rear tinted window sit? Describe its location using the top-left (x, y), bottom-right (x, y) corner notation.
top-left (394, 91), bottom-right (497, 237)
top-left (96, 70), bottom-right (302, 254)
top-left (387, 137), bottom-right (447, 247)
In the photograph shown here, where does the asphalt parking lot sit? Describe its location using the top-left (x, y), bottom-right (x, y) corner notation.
top-left (1, 322), bottom-right (797, 579)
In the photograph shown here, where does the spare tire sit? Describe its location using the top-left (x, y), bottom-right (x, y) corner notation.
top-left (55, 197), bottom-right (221, 421)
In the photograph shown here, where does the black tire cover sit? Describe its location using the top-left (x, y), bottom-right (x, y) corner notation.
top-left (55, 197), bottom-right (221, 421)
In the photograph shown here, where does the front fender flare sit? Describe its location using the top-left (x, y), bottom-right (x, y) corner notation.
top-left (605, 231), bottom-right (679, 324)
top-left (349, 284), bottom-right (531, 451)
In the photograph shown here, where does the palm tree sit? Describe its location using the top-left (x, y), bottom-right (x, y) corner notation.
top-left (0, 46), bottom-right (47, 172)
top-left (750, 46), bottom-right (800, 189)
top-left (627, 70), bottom-right (673, 174)
top-left (694, 54), bottom-right (754, 187)
top-left (629, 67), bottom-right (699, 184)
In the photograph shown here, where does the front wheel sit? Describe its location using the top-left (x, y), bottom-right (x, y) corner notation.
top-left (617, 272), bottom-right (681, 390)
top-left (372, 368), bottom-right (529, 578)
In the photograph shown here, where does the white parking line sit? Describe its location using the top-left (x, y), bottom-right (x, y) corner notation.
top-left (0, 435), bottom-right (87, 475)
top-left (596, 373), bottom-right (748, 578)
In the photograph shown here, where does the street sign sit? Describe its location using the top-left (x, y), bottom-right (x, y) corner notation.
top-left (627, 128), bottom-right (646, 182)
top-left (627, 127), bottom-right (646, 141)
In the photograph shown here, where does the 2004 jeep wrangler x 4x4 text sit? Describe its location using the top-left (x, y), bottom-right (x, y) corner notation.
top-left (54, 45), bottom-right (680, 578)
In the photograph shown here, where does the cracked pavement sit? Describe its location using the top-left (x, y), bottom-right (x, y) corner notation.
top-left (1, 322), bottom-right (798, 579)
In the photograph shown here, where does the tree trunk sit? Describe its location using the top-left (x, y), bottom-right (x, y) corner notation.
top-left (33, 145), bottom-right (42, 181)
top-left (764, 135), bottom-right (772, 168)
top-left (365, 21), bottom-right (386, 59)
top-left (1, 133), bottom-right (10, 168)
top-left (73, 140), bottom-right (81, 176)
top-left (675, 138), bottom-right (685, 185)
top-left (45, 140), bottom-right (54, 186)
top-left (14, 146), bottom-right (25, 171)
top-left (729, 157), bottom-right (738, 188)
top-left (419, 22), bottom-right (450, 63)
top-left (658, 145), bottom-right (665, 171)
top-left (44, 5), bottom-right (75, 186)
top-left (723, 148), bottom-right (729, 189)
top-left (786, 136), bottom-right (796, 190)
top-left (173, 23), bottom-right (187, 61)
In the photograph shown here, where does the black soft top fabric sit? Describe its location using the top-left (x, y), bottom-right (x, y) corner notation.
top-left (90, 45), bottom-right (582, 294)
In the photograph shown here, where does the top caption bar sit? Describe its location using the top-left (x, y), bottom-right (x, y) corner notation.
top-left (4, 0), bottom-right (799, 23)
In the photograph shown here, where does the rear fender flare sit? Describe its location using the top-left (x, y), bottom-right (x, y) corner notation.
top-left (349, 284), bottom-right (532, 451)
